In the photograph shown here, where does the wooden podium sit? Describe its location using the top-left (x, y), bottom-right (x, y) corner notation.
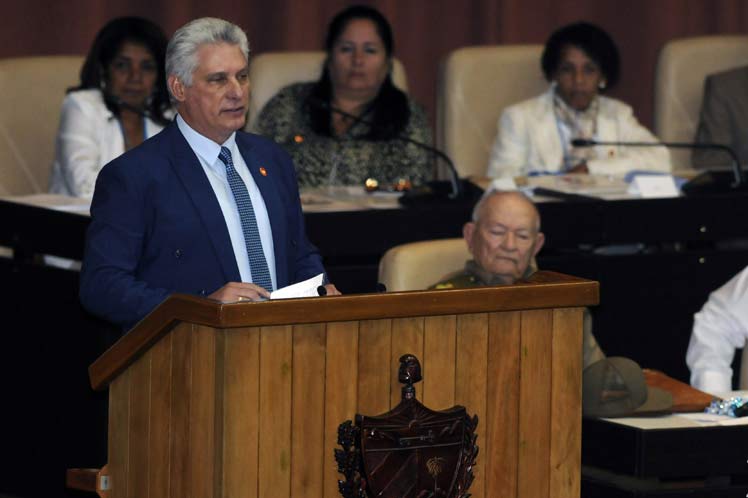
top-left (87, 271), bottom-right (597, 498)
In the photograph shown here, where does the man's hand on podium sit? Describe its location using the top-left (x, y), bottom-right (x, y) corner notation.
top-left (209, 281), bottom-right (271, 302)
top-left (322, 283), bottom-right (341, 296)
top-left (208, 281), bottom-right (341, 302)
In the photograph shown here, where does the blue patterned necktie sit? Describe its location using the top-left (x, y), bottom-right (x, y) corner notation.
top-left (218, 146), bottom-right (273, 291)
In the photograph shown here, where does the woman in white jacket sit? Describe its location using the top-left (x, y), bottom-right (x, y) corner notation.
top-left (49, 17), bottom-right (172, 197)
top-left (487, 22), bottom-right (670, 179)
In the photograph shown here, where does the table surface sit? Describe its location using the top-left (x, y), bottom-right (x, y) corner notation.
top-left (582, 399), bottom-right (748, 480)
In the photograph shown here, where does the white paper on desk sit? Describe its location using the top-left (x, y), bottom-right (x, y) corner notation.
top-left (717, 416), bottom-right (748, 426)
top-left (270, 273), bottom-right (325, 300)
top-left (628, 175), bottom-right (679, 198)
top-left (50, 203), bottom-right (92, 214)
top-left (525, 174), bottom-right (632, 200)
top-left (678, 412), bottom-right (732, 426)
top-left (489, 177), bottom-right (518, 192)
top-left (300, 192), bottom-right (366, 212)
top-left (5, 193), bottom-right (91, 215)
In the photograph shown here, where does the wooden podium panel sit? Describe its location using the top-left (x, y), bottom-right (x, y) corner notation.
top-left (90, 271), bottom-right (597, 498)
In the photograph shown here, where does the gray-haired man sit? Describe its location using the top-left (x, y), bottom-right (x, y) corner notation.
top-left (81, 18), bottom-right (337, 330)
top-left (432, 190), bottom-right (604, 367)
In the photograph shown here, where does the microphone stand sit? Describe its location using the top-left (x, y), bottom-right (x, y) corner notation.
top-left (572, 138), bottom-right (747, 194)
top-left (311, 98), bottom-right (465, 201)
top-left (104, 93), bottom-right (155, 120)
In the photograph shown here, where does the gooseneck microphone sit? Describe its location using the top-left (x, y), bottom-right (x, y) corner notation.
top-left (571, 138), bottom-right (746, 191)
top-left (308, 97), bottom-right (464, 200)
top-left (105, 94), bottom-right (154, 120)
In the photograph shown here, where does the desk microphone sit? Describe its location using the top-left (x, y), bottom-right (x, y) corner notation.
top-left (308, 97), bottom-right (465, 201)
top-left (571, 138), bottom-right (746, 194)
top-left (105, 94), bottom-right (154, 120)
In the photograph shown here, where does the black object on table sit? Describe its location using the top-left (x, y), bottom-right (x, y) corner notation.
top-left (582, 416), bottom-right (748, 497)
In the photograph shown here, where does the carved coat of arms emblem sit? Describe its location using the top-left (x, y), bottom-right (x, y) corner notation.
top-left (336, 354), bottom-right (478, 498)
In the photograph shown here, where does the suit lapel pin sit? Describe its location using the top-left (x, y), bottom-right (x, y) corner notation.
top-left (259, 166), bottom-right (267, 177)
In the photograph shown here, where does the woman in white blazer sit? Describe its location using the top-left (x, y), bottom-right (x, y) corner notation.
top-left (487, 22), bottom-right (671, 179)
top-left (49, 17), bottom-right (172, 197)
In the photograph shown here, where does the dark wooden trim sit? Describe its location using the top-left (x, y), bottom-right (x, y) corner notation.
top-left (89, 271), bottom-right (598, 391)
top-left (65, 468), bottom-right (98, 493)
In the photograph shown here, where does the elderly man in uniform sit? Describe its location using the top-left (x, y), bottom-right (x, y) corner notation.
top-left (432, 190), bottom-right (604, 367)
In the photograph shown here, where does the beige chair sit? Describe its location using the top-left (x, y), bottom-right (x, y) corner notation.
top-left (0, 55), bottom-right (84, 196)
top-left (378, 238), bottom-right (469, 292)
top-left (436, 45), bottom-right (546, 179)
top-left (247, 51), bottom-right (408, 130)
top-left (654, 36), bottom-right (748, 170)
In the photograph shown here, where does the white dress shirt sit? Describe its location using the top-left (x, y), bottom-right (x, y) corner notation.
top-left (176, 115), bottom-right (277, 290)
top-left (687, 265), bottom-right (748, 393)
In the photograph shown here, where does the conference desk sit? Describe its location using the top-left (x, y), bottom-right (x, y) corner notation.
top-left (3, 190), bottom-right (748, 379)
top-left (2, 190), bottom-right (748, 498)
top-left (582, 412), bottom-right (748, 496)
top-left (5, 188), bottom-right (748, 262)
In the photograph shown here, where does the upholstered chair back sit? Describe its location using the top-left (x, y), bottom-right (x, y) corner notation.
top-left (0, 55), bottom-right (84, 195)
top-left (654, 35), bottom-right (748, 170)
top-left (378, 238), bottom-right (470, 292)
top-left (436, 45), bottom-right (545, 179)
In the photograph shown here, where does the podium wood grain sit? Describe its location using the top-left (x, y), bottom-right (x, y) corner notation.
top-left (422, 315), bottom-right (457, 410)
top-left (291, 323), bottom-right (326, 498)
top-left (486, 311), bottom-right (521, 498)
top-left (455, 313), bottom-right (489, 497)
top-left (92, 272), bottom-right (597, 498)
top-left (551, 308), bottom-right (584, 498)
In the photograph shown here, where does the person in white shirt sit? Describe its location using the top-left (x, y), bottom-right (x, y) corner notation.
top-left (49, 17), bottom-right (172, 198)
top-left (486, 22), bottom-right (671, 179)
top-left (687, 265), bottom-right (748, 394)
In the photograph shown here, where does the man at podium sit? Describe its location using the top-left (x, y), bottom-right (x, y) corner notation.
top-left (431, 190), bottom-right (605, 367)
top-left (80, 17), bottom-right (336, 330)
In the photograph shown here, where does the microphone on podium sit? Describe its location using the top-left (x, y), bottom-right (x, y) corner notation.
top-left (307, 97), bottom-right (470, 203)
top-left (571, 138), bottom-right (747, 194)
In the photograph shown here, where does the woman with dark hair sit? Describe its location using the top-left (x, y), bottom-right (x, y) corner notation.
top-left (254, 5), bottom-right (432, 189)
top-left (487, 22), bottom-right (670, 178)
top-left (50, 17), bottom-right (172, 197)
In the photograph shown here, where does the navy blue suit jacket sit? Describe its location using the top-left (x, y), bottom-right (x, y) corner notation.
top-left (80, 123), bottom-right (324, 329)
